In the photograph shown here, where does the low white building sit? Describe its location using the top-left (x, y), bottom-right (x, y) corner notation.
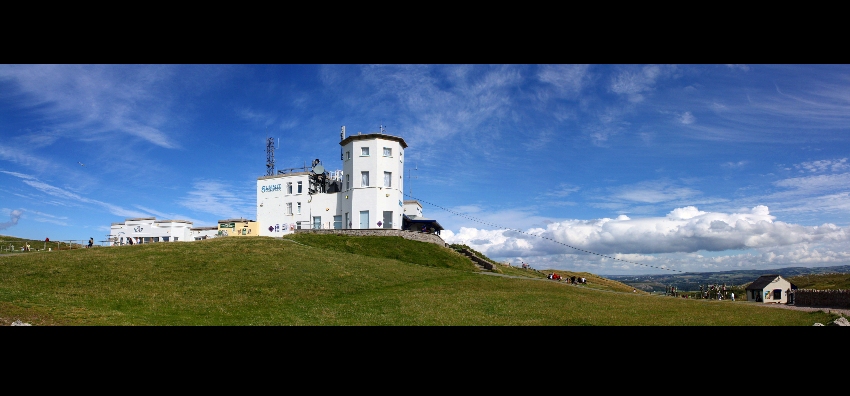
top-left (109, 217), bottom-right (194, 245)
top-left (257, 129), bottom-right (443, 236)
top-left (745, 275), bottom-right (797, 304)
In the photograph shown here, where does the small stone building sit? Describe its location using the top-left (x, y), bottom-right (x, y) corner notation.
top-left (745, 274), bottom-right (797, 304)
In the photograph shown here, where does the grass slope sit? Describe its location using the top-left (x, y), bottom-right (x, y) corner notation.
top-left (0, 235), bottom-right (843, 326)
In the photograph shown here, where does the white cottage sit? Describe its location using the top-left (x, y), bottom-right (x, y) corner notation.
top-left (745, 274), bottom-right (798, 304)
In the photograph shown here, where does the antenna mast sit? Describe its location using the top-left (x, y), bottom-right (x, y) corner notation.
top-left (340, 126), bottom-right (345, 160)
top-left (266, 130), bottom-right (275, 176)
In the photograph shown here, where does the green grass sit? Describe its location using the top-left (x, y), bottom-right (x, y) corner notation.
top-left (0, 235), bottom-right (844, 326)
top-left (788, 273), bottom-right (850, 290)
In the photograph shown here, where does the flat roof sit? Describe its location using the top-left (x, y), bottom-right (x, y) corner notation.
top-left (340, 133), bottom-right (408, 149)
top-left (257, 171), bottom-right (311, 181)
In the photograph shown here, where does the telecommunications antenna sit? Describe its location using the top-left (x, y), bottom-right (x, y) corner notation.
top-left (265, 135), bottom-right (276, 176)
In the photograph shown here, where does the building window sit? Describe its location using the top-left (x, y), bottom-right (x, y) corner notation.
top-left (297, 181), bottom-right (302, 194)
top-left (384, 171), bottom-right (391, 187)
top-left (361, 171), bottom-right (369, 187)
top-left (346, 151), bottom-right (351, 160)
top-left (287, 182), bottom-right (292, 194)
top-left (333, 215), bottom-right (342, 229)
top-left (361, 147), bottom-right (369, 156)
top-left (313, 216), bottom-right (322, 229)
top-left (383, 211), bottom-right (393, 229)
top-left (297, 202), bottom-right (301, 214)
top-left (286, 202), bottom-right (292, 215)
top-left (346, 174), bottom-right (350, 190)
top-left (383, 147), bottom-right (392, 157)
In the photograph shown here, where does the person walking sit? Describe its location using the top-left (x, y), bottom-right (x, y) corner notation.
top-left (88, 237), bottom-right (94, 248)
top-left (731, 292), bottom-right (735, 301)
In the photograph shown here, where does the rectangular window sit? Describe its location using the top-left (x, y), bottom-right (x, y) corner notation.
top-left (383, 211), bottom-right (393, 229)
top-left (313, 216), bottom-right (322, 229)
top-left (333, 215), bottom-right (342, 229)
top-left (286, 202), bottom-right (292, 215)
top-left (384, 171), bottom-right (391, 187)
top-left (297, 202), bottom-right (301, 214)
top-left (297, 181), bottom-right (302, 194)
top-left (287, 182), bottom-right (292, 194)
top-left (346, 151), bottom-right (351, 160)
top-left (361, 171), bottom-right (369, 187)
top-left (361, 147), bottom-right (369, 156)
top-left (346, 174), bottom-right (350, 190)
top-left (383, 147), bottom-right (392, 157)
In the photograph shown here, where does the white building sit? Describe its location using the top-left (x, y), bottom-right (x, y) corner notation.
top-left (257, 129), bottom-right (443, 236)
top-left (109, 217), bottom-right (194, 245)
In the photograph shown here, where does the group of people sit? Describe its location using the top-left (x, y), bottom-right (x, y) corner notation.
top-left (546, 273), bottom-right (587, 285)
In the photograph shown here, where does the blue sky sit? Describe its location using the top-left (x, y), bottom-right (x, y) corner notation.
top-left (1, 64), bottom-right (849, 275)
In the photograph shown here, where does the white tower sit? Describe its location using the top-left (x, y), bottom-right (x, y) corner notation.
top-left (340, 132), bottom-right (407, 229)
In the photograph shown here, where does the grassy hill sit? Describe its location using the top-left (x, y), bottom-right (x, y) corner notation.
top-left (0, 234), bottom-right (844, 326)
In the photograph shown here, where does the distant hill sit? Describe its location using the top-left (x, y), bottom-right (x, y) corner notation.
top-left (606, 265), bottom-right (850, 292)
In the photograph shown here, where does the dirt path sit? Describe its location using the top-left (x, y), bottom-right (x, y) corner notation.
top-left (746, 301), bottom-right (850, 317)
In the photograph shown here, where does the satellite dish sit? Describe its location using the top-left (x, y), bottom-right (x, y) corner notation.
top-left (313, 164), bottom-right (325, 174)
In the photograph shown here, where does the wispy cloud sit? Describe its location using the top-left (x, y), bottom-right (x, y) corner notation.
top-left (794, 158), bottom-right (848, 173)
top-left (609, 65), bottom-right (676, 103)
top-left (4, 172), bottom-right (148, 218)
top-left (0, 64), bottom-right (180, 149)
top-left (178, 180), bottom-right (255, 219)
top-left (609, 180), bottom-right (700, 204)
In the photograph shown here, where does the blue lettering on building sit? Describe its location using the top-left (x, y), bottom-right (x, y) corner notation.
top-left (261, 184), bottom-right (282, 193)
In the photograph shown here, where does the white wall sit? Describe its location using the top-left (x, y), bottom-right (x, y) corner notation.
top-left (257, 133), bottom-right (408, 234)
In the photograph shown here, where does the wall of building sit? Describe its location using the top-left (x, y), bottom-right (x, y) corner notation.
top-left (218, 219), bottom-right (258, 237)
top-left (109, 218), bottom-right (193, 245)
top-left (258, 133), bottom-right (410, 236)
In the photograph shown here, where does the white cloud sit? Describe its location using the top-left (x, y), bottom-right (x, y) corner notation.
top-left (610, 180), bottom-right (700, 204)
top-left (679, 111), bottom-right (695, 124)
top-left (0, 64), bottom-right (179, 149)
top-left (442, 205), bottom-right (849, 274)
top-left (537, 64), bottom-right (589, 98)
top-left (609, 65), bottom-right (675, 103)
top-left (773, 173), bottom-right (850, 193)
top-left (795, 158), bottom-right (848, 173)
top-left (178, 180), bottom-right (255, 219)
